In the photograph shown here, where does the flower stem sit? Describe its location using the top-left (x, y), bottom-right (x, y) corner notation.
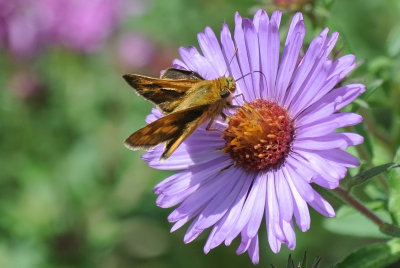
top-left (334, 186), bottom-right (384, 226)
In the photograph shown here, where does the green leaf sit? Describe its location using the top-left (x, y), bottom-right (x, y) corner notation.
top-left (278, 252), bottom-right (322, 268)
top-left (323, 203), bottom-right (391, 238)
top-left (348, 162), bottom-right (399, 188)
top-left (389, 148), bottom-right (400, 225)
top-left (311, 257), bottom-right (322, 268)
top-left (386, 23), bottom-right (400, 57)
top-left (362, 79), bottom-right (383, 100)
top-left (380, 223), bottom-right (400, 237)
top-left (352, 99), bottom-right (369, 110)
top-left (299, 252), bottom-right (307, 268)
top-left (336, 239), bottom-right (400, 268)
top-left (286, 254), bottom-right (294, 268)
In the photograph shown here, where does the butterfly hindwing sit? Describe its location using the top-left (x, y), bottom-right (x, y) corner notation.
top-left (125, 104), bottom-right (211, 156)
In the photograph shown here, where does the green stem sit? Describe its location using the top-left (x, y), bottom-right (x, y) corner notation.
top-left (334, 186), bottom-right (384, 226)
top-left (333, 184), bottom-right (400, 237)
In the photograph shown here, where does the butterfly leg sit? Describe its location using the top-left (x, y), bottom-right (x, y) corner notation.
top-left (220, 112), bottom-right (227, 121)
top-left (233, 93), bottom-right (247, 103)
top-left (205, 117), bottom-right (220, 131)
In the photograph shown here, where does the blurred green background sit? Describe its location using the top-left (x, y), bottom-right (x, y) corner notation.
top-left (1, 0), bottom-right (400, 267)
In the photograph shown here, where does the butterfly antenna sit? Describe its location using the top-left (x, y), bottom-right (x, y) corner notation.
top-left (235, 70), bottom-right (267, 83)
top-left (223, 48), bottom-right (238, 77)
top-left (235, 72), bottom-right (253, 82)
top-left (253, 70), bottom-right (267, 83)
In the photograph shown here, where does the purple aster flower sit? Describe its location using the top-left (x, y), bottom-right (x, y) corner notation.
top-left (141, 10), bottom-right (365, 264)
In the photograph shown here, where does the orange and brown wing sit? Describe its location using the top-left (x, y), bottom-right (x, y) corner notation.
top-left (125, 104), bottom-right (210, 159)
top-left (123, 69), bottom-right (203, 113)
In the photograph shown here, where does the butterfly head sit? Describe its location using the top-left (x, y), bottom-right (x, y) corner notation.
top-left (220, 77), bottom-right (236, 99)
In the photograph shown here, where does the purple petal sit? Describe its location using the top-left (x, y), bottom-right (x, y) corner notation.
top-left (145, 108), bottom-right (162, 123)
top-left (276, 169), bottom-right (294, 221)
top-left (308, 190), bottom-right (335, 217)
top-left (283, 164), bottom-right (315, 202)
top-left (293, 132), bottom-right (364, 151)
top-left (296, 112), bottom-right (363, 138)
top-left (198, 27), bottom-right (227, 77)
top-left (243, 18), bottom-right (260, 100)
top-left (290, 31), bottom-right (339, 116)
top-left (144, 146), bottom-right (226, 170)
top-left (252, 9), bottom-right (265, 31)
top-left (284, 28), bottom-right (328, 107)
top-left (257, 9), bottom-right (270, 99)
top-left (282, 220), bottom-right (296, 250)
top-left (265, 203), bottom-right (281, 253)
top-left (263, 11), bottom-right (281, 99)
top-left (265, 199), bottom-right (282, 254)
top-left (328, 54), bottom-right (356, 80)
top-left (172, 58), bottom-right (189, 70)
top-left (310, 54), bottom-right (356, 102)
top-left (266, 172), bottom-right (285, 241)
top-left (236, 232), bottom-right (251, 254)
top-left (183, 167), bottom-right (245, 243)
top-left (285, 172), bottom-right (310, 231)
top-left (144, 125), bottom-right (227, 170)
top-left (314, 149), bottom-right (360, 168)
top-left (285, 155), bottom-right (315, 182)
top-left (234, 13), bottom-right (254, 101)
top-left (247, 235), bottom-right (259, 264)
top-left (270, 10), bottom-right (282, 31)
top-left (244, 174), bottom-right (267, 238)
top-left (167, 164), bottom-right (237, 222)
top-left (155, 157), bottom-right (234, 208)
top-left (220, 23), bottom-right (246, 103)
top-left (171, 217), bottom-right (190, 232)
top-left (293, 150), bottom-right (347, 182)
top-left (204, 173), bottom-right (253, 251)
top-left (311, 175), bottom-right (340, 189)
top-left (178, 46), bottom-right (216, 79)
top-left (275, 13), bottom-right (305, 104)
top-left (225, 172), bottom-right (261, 244)
top-left (298, 83), bottom-right (366, 125)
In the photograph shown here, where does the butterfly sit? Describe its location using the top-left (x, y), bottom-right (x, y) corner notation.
top-left (123, 68), bottom-right (237, 160)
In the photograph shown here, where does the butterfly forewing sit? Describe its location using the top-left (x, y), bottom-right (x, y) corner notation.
top-left (123, 71), bottom-right (201, 113)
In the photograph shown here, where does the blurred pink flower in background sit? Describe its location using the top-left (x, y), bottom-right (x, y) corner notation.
top-left (52, 0), bottom-right (121, 53)
top-left (0, 0), bottom-right (147, 57)
top-left (117, 33), bottom-right (156, 69)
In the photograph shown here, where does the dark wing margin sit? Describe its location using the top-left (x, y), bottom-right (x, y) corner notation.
top-left (124, 104), bottom-right (210, 159)
top-left (161, 68), bottom-right (203, 80)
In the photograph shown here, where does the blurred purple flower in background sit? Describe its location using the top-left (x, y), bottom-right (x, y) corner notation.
top-left (117, 33), bottom-right (156, 69)
top-left (0, 0), bottom-right (137, 57)
top-left (52, 0), bottom-right (121, 53)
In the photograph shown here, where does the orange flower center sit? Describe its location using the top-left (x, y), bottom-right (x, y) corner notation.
top-left (222, 100), bottom-right (294, 171)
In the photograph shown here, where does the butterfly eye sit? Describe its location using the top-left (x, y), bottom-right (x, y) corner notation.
top-left (220, 89), bottom-right (230, 98)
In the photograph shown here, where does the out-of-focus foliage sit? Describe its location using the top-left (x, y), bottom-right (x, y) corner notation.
top-left (0, 0), bottom-right (400, 267)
